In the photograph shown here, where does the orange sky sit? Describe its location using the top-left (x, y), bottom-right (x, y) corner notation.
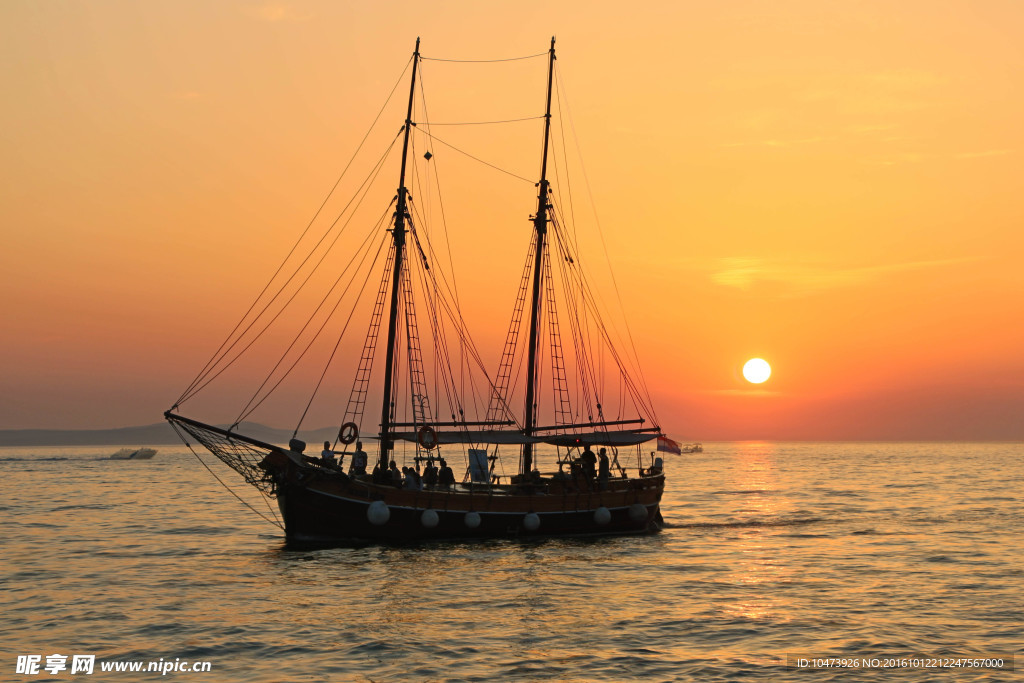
top-left (2, 1), bottom-right (1022, 439)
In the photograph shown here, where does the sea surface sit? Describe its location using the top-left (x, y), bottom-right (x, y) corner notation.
top-left (2, 442), bottom-right (1021, 681)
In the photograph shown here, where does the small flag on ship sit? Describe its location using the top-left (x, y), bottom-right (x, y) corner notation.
top-left (657, 436), bottom-right (681, 455)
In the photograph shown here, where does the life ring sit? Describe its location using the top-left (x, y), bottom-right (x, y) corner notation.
top-left (417, 425), bottom-right (438, 450)
top-left (338, 422), bottom-right (358, 445)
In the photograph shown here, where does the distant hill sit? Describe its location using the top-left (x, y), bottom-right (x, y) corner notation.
top-left (0, 422), bottom-right (340, 447)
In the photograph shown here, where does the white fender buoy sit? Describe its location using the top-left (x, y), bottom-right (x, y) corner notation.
top-left (421, 509), bottom-right (439, 529)
top-left (594, 506), bottom-right (611, 525)
top-left (464, 511), bottom-right (481, 529)
top-left (367, 500), bottom-right (390, 526)
top-left (523, 512), bottom-right (540, 531)
top-left (629, 503), bottom-right (647, 522)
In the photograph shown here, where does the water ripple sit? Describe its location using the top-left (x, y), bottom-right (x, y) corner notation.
top-left (0, 443), bottom-right (1021, 681)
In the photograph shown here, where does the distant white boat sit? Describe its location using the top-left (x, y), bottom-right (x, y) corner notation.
top-left (110, 448), bottom-right (157, 460)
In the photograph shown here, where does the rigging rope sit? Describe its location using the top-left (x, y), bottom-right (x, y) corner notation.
top-left (409, 209), bottom-right (489, 434)
top-left (413, 128), bottom-right (534, 183)
top-left (549, 84), bottom-right (591, 422)
top-left (338, 241), bottom-right (395, 444)
top-left (291, 230), bottom-right (392, 435)
top-left (175, 58), bottom-right (412, 408)
top-left (402, 202), bottom-right (518, 427)
top-left (236, 208), bottom-right (393, 426)
top-left (416, 65), bottom-right (471, 412)
top-left (544, 201), bottom-right (656, 425)
top-left (177, 129), bottom-right (404, 406)
top-left (421, 52), bottom-right (547, 63)
top-left (553, 64), bottom-right (660, 425)
top-left (550, 211), bottom-right (601, 422)
top-left (407, 201), bottom-right (499, 427)
top-left (169, 421), bottom-right (284, 530)
top-left (407, 207), bottom-right (459, 424)
top-left (419, 116), bottom-right (543, 126)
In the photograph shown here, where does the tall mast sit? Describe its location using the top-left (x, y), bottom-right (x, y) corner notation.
top-left (521, 36), bottom-right (556, 476)
top-left (378, 37), bottom-right (420, 474)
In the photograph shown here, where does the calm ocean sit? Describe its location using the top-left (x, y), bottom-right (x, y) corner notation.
top-left (2, 442), bottom-right (1021, 681)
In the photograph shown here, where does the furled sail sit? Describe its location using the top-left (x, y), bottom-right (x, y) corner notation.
top-left (390, 429), bottom-right (659, 447)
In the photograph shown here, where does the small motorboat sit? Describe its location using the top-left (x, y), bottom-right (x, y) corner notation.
top-left (110, 448), bottom-right (157, 460)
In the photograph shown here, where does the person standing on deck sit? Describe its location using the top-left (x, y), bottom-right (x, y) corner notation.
top-left (581, 445), bottom-right (597, 482)
top-left (598, 448), bottom-right (610, 488)
top-left (349, 441), bottom-right (368, 475)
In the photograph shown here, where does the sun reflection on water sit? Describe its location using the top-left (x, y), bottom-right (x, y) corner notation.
top-left (719, 442), bottom-right (796, 623)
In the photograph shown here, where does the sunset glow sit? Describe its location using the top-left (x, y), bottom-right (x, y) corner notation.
top-left (1, 1), bottom-right (1022, 440)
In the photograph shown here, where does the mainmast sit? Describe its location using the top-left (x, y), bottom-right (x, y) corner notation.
top-left (378, 37), bottom-right (420, 475)
top-left (521, 37), bottom-right (556, 476)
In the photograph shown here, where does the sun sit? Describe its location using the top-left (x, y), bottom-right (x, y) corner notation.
top-left (742, 358), bottom-right (772, 384)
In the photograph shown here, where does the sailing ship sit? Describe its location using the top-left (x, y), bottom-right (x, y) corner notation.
top-left (166, 38), bottom-right (674, 544)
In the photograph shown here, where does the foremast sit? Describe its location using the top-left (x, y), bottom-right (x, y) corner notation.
top-left (378, 37), bottom-right (421, 475)
top-left (521, 37), bottom-right (556, 476)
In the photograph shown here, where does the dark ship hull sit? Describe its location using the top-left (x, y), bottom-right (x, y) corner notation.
top-left (262, 449), bottom-right (664, 544)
